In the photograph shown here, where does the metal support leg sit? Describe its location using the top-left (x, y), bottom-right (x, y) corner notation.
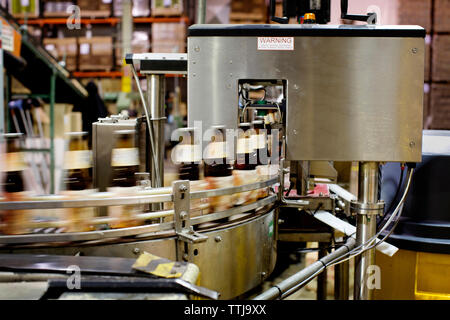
top-left (334, 259), bottom-right (349, 300)
top-left (49, 71), bottom-right (56, 194)
top-left (147, 74), bottom-right (166, 210)
top-left (317, 242), bottom-right (328, 300)
top-left (196, 0), bottom-right (206, 24)
top-left (353, 162), bottom-right (380, 300)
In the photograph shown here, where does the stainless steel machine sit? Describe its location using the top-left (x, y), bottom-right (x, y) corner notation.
top-left (0, 0), bottom-right (426, 300)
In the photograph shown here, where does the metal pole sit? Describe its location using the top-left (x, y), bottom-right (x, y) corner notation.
top-left (196, 0), bottom-right (207, 24)
top-left (317, 242), bottom-right (328, 300)
top-left (147, 74), bottom-right (166, 210)
top-left (254, 238), bottom-right (356, 300)
top-left (354, 162), bottom-right (379, 300)
top-left (49, 71), bottom-right (56, 194)
top-left (334, 259), bottom-right (349, 300)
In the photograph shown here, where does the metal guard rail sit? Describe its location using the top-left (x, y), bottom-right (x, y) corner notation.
top-left (0, 177), bottom-right (279, 245)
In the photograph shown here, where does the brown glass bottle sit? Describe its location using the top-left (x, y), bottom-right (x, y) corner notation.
top-left (176, 127), bottom-right (200, 181)
top-left (110, 130), bottom-right (140, 187)
top-left (2, 133), bottom-right (25, 193)
top-left (235, 123), bottom-right (257, 171)
top-left (251, 120), bottom-right (268, 166)
top-left (1, 133), bottom-right (27, 235)
top-left (63, 132), bottom-right (92, 191)
top-left (204, 125), bottom-right (232, 178)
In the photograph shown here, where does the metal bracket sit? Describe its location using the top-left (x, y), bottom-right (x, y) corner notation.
top-left (350, 200), bottom-right (385, 216)
top-left (173, 181), bottom-right (208, 262)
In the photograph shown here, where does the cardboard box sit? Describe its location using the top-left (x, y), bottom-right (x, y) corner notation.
top-left (151, 22), bottom-right (186, 42)
top-left (78, 37), bottom-right (113, 71)
top-left (430, 83), bottom-right (450, 130)
top-left (432, 35), bottom-right (450, 82)
top-left (78, 0), bottom-right (111, 17)
top-left (151, 40), bottom-right (185, 53)
top-left (43, 38), bottom-right (78, 71)
top-left (397, 0), bottom-right (432, 32)
top-left (151, 0), bottom-right (183, 16)
top-left (42, 1), bottom-right (75, 17)
top-left (114, 0), bottom-right (150, 17)
top-left (434, 0), bottom-right (450, 32)
top-left (8, 0), bottom-right (39, 18)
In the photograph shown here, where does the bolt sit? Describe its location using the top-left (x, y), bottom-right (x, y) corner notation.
top-left (229, 60), bottom-right (233, 64)
top-left (179, 185), bottom-right (188, 192)
top-left (261, 272), bottom-right (267, 277)
top-left (180, 211), bottom-right (188, 219)
top-left (412, 48), bottom-right (418, 54)
top-left (189, 226), bottom-right (195, 234)
top-left (133, 247), bottom-right (140, 254)
top-left (183, 253), bottom-right (189, 261)
top-left (278, 219), bottom-right (285, 224)
top-left (409, 141), bottom-right (416, 148)
top-left (194, 46), bottom-right (200, 52)
top-left (293, 129), bottom-right (298, 135)
top-left (293, 84), bottom-right (299, 90)
top-left (215, 236), bottom-right (222, 242)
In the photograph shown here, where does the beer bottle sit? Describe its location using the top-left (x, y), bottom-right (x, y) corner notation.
top-left (109, 130), bottom-right (141, 229)
top-left (251, 120), bottom-right (268, 166)
top-left (1, 133), bottom-right (28, 234)
top-left (62, 131), bottom-right (94, 232)
top-left (63, 132), bottom-right (92, 191)
top-left (235, 122), bottom-right (256, 171)
top-left (176, 127), bottom-right (200, 181)
top-left (204, 125), bottom-right (232, 178)
top-left (111, 130), bottom-right (140, 187)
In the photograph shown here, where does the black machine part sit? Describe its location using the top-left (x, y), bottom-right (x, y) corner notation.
top-left (0, 254), bottom-right (219, 300)
top-left (270, 0), bottom-right (376, 24)
top-left (381, 156), bottom-right (450, 254)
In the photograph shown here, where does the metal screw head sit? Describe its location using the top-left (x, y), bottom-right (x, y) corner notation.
top-left (412, 48), bottom-right (418, 54)
top-left (293, 129), bottom-right (298, 135)
top-left (261, 272), bottom-right (267, 277)
top-left (179, 185), bottom-right (188, 192)
top-left (133, 247), bottom-right (140, 254)
top-left (194, 46), bottom-right (200, 52)
top-left (180, 211), bottom-right (188, 219)
top-left (409, 141), bottom-right (416, 148)
top-left (183, 253), bottom-right (189, 261)
top-left (214, 236), bottom-right (222, 242)
top-left (188, 226), bottom-right (195, 234)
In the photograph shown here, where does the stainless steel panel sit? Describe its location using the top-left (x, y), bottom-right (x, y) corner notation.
top-left (188, 35), bottom-right (424, 162)
top-left (92, 119), bottom-right (137, 192)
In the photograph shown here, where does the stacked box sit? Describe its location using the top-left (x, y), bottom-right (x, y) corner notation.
top-left (230, 0), bottom-right (267, 23)
top-left (430, 84), bottom-right (450, 129)
top-left (78, 37), bottom-right (113, 71)
top-left (397, 0), bottom-right (432, 32)
top-left (78, 0), bottom-right (111, 17)
top-left (42, 1), bottom-right (75, 17)
top-left (43, 38), bottom-right (78, 71)
top-left (151, 0), bottom-right (183, 17)
top-left (8, 0), bottom-right (39, 18)
top-left (434, 0), bottom-right (450, 32)
top-left (115, 31), bottom-right (150, 67)
top-left (113, 0), bottom-right (151, 17)
top-left (151, 23), bottom-right (185, 53)
top-left (432, 35), bottom-right (450, 82)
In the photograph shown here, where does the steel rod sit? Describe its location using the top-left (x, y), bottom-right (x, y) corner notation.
top-left (253, 238), bottom-right (356, 300)
top-left (354, 162), bottom-right (379, 300)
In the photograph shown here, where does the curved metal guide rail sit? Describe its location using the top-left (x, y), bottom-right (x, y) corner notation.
top-left (0, 177), bottom-right (279, 245)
